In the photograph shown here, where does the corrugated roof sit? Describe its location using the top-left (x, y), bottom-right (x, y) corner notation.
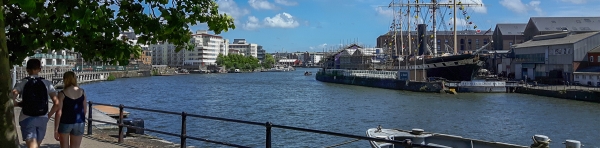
top-left (496, 24), bottom-right (527, 35)
top-left (588, 45), bottom-right (600, 53)
top-left (530, 17), bottom-right (600, 32)
top-left (514, 32), bottom-right (600, 48)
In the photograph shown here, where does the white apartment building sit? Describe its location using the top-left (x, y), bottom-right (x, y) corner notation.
top-left (150, 42), bottom-right (186, 67)
top-left (184, 30), bottom-right (229, 66)
top-left (150, 30), bottom-right (229, 67)
top-left (229, 39), bottom-right (258, 58)
top-left (25, 49), bottom-right (76, 67)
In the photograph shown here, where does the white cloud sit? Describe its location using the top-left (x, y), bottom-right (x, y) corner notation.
top-left (499, 0), bottom-right (543, 15)
top-left (263, 12), bottom-right (299, 28)
top-left (309, 43), bottom-right (328, 50)
top-left (375, 7), bottom-right (394, 17)
top-left (560, 0), bottom-right (587, 4)
top-left (217, 0), bottom-right (250, 19)
top-left (467, 0), bottom-right (487, 14)
top-left (240, 12), bottom-right (300, 30)
top-left (275, 0), bottom-right (297, 6)
top-left (448, 17), bottom-right (471, 28)
top-left (248, 0), bottom-right (278, 10)
top-left (243, 16), bottom-right (261, 30)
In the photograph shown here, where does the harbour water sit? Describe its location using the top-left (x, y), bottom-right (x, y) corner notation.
top-left (82, 68), bottom-right (600, 147)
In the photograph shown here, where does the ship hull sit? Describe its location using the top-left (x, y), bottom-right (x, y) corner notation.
top-left (400, 54), bottom-right (487, 81)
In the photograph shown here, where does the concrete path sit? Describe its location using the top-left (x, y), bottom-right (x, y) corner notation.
top-left (14, 106), bottom-right (128, 148)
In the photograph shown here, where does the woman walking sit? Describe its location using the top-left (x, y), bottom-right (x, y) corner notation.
top-left (54, 71), bottom-right (87, 148)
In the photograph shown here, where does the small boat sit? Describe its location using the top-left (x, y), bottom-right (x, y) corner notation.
top-left (366, 126), bottom-right (582, 148)
top-left (304, 71), bottom-right (312, 76)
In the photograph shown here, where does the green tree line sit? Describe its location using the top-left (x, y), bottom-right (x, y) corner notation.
top-left (262, 53), bottom-right (276, 69)
top-left (216, 54), bottom-right (261, 70)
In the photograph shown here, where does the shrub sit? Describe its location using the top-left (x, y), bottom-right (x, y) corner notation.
top-left (107, 74), bottom-right (116, 81)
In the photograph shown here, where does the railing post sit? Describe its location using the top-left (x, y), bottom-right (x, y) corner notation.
top-left (87, 101), bottom-right (93, 135)
top-left (180, 112), bottom-right (187, 148)
top-left (118, 104), bottom-right (124, 143)
top-left (265, 122), bottom-right (272, 148)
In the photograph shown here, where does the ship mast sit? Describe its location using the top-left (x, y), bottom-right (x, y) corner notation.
top-left (388, 0), bottom-right (482, 56)
top-left (453, 0), bottom-right (457, 55)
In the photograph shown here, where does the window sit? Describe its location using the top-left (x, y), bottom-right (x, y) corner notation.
top-left (590, 56), bottom-right (594, 62)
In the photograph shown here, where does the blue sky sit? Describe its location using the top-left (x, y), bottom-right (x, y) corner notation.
top-left (191, 0), bottom-right (600, 53)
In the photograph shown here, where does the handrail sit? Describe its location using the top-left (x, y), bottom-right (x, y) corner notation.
top-left (87, 101), bottom-right (442, 148)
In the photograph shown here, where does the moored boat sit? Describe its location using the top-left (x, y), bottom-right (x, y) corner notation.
top-left (366, 126), bottom-right (582, 148)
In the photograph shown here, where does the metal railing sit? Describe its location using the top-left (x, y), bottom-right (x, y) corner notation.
top-left (87, 101), bottom-right (440, 148)
top-left (320, 69), bottom-right (398, 80)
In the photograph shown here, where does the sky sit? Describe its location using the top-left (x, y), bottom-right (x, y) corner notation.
top-left (190, 0), bottom-right (600, 53)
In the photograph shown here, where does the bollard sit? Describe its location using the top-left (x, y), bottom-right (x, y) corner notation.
top-left (87, 101), bottom-right (93, 135)
top-left (118, 104), bottom-right (124, 143)
top-left (180, 112), bottom-right (187, 148)
top-left (564, 140), bottom-right (582, 148)
top-left (265, 122), bottom-right (272, 148)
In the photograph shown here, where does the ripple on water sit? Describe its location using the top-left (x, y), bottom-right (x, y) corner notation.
top-left (81, 69), bottom-right (600, 147)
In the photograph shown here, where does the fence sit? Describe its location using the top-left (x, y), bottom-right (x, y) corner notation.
top-left (87, 102), bottom-right (441, 148)
top-left (320, 69), bottom-right (398, 80)
top-left (526, 84), bottom-right (600, 91)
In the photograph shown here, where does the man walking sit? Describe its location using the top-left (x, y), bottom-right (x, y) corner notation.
top-left (12, 59), bottom-right (60, 148)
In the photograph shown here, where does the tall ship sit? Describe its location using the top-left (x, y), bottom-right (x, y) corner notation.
top-left (382, 0), bottom-right (491, 82)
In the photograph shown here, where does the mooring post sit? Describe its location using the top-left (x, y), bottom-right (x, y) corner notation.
top-left (180, 112), bottom-right (187, 148)
top-left (118, 104), bottom-right (124, 143)
top-left (265, 122), bottom-right (272, 148)
top-left (87, 101), bottom-right (93, 135)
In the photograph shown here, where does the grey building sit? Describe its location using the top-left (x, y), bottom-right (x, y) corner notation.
top-left (511, 31), bottom-right (600, 81)
top-left (257, 46), bottom-right (266, 62)
top-left (492, 24), bottom-right (527, 50)
top-left (523, 17), bottom-right (600, 41)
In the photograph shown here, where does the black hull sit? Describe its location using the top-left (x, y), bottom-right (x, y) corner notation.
top-left (400, 54), bottom-right (487, 81)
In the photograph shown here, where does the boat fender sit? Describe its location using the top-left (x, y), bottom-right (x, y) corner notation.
top-left (530, 135), bottom-right (550, 148)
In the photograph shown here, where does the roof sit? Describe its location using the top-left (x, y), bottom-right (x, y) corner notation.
top-left (530, 17), bottom-right (600, 32)
top-left (588, 45), bottom-right (600, 53)
top-left (514, 32), bottom-right (600, 48)
top-left (575, 66), bottom-right (600, 73)
top-left (496, 24), bottom-right (527, 35)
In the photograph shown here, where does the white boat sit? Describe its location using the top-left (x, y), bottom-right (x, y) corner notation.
top-left (366, 126), bottom-right (582, 148)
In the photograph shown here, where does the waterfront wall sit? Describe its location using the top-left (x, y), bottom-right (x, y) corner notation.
top-left (515, 87), bottom-right (600, 103)
top-left (316, 74), bottom-right (444, 93)
top-left (109, 70), bottom-right (152, 78)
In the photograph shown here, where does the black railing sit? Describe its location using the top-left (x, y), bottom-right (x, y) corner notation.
top-left (87, 101), bottom-right (439, 148)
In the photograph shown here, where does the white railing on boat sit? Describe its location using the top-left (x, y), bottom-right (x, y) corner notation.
top-left (320, 69), bottom-right (398, 80)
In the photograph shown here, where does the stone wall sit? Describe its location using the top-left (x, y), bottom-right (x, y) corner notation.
top-left (515, 87), bottom-right (600, 103)
top-left (109, 70), bottom-right (152, 78)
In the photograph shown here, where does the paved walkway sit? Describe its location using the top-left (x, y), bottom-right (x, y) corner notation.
top-left (14, 106), bottom-right (129, 148)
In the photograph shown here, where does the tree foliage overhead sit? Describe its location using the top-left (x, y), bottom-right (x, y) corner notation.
top-left (6, 0), bottom-right (235, 66)
top-left (216, 54), bottom-right (261, 70)
top-left (0, 0), bottom-right (235, 147)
